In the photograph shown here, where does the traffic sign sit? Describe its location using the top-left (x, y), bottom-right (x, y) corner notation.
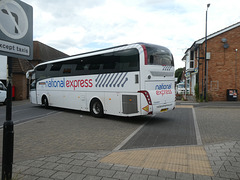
top-left (0, 0), bottom-right (33, 59)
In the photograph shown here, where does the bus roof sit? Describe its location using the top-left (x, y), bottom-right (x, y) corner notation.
top-left (33, 42), bottom-right (170, 69)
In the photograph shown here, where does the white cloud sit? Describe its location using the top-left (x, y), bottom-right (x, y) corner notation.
top-left (23, 0), bottom-right (240, 69)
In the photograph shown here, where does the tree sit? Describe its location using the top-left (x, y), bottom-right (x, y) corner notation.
top-left (175, 68), bottom-right (184, 83)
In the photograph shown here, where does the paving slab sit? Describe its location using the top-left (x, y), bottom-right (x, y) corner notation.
top-left (101, 146), bottom-right (214, 176)
top-left (8, 141), bottom-right (240, 180)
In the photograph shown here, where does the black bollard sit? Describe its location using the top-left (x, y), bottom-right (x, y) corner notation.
top-left (2, 57), bottom-right (14, 180)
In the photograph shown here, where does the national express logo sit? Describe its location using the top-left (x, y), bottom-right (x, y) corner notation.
top-left (39, 73), bottom-right (129, 90)
top-left (155, 83), bottom-right (173, 96)
top-left (40, 78), bottom-right (93, 90)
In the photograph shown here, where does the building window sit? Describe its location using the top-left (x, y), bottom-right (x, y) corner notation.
top-left (190, 51), bottom-right (194, 60)
top-left (190, 61), bottom-right (194, 68)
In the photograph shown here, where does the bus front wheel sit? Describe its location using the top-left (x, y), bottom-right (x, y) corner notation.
top-left (42, 96), bottom-right (49, 109)
top-left (90, 99), bottom-right (104, 118)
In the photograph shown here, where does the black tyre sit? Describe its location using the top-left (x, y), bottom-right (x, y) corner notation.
top-left (42, 96), bottom-right (49, 109)
top-left (90, 99), bottom-right (104, 118)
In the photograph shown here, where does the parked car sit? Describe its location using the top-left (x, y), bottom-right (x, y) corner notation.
top-left (176, 82), bottom-right (190, 94)
top-left (0, 81), bottom-right (7, 104)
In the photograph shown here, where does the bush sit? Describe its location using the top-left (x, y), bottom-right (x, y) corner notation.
top-left (194, 84), bottom-right (199, 102)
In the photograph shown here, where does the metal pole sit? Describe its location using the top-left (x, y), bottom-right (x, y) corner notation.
top-left (202, 59), bottom-right (204, 99)
top-left (197, 49), bottom-right (200, 100)
top-left (2, 57), bottom-right (14, 180)
top-left (235, 49), bottom-right (238, 89)
top-left (204, 4), bottom-right (210, 101)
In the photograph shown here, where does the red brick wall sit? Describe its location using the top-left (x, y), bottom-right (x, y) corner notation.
top-left (197, 26), bottom-right (240, 101)
top-left (12, 74), bottom-right (28, 100)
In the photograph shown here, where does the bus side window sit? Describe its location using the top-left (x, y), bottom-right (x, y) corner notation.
top-left (47, 63), bottom-right (62, 78)
top-left (76, 59), bottom-right (84, 71)
top-left (85, 55), bottom-right (103, 74)
top-left (100, 53), bottom-right (115, 73)
top-left (103, 61), bottom-right (116, 71)
top-left (36, 64), bottom-right (47, 71)
top-left (62, 67), bottom-right (72, 75)
top-left (89, 63), bottom-right (101, 70)
top-left (36, 64), bottom-right (47, 80)
top-left (115, 49), bottom-right (139, 72)
top-left (50, 63), bottom-right (62, 71)
top-left (74, 59), bottom-right (86, 75)
top-left (128, 55), bottom-right (139, 69)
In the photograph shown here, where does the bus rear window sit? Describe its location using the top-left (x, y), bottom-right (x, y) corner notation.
top-left (145, 44), bottom-right (174, 66)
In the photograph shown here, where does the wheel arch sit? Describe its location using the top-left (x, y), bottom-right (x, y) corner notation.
top-left (41, 94), bottom-right (50, 108)
top-left (41, 94), bottom-right (49, 104)
top-left (89, 97), bottom-right (104, 117)
top-left (89, 96), bottom-right (105, 110)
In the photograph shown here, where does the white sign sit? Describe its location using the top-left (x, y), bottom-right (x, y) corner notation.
top-left (0, 39), bottom-right (30, 56)
top-left (0, 0), bottom-right (33, 59)
top-left (0, 0), bottom-right (29, 39)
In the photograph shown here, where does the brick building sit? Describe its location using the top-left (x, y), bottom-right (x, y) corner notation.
top-left (183, 22), bottom-right (240, 101)
top-left (11, 41), bottom-right (68, 100)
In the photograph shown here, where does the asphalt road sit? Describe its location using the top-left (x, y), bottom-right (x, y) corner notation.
top-left (120, 108), bottom-right (197, 150)
top-left (0, 101), bottom-right (148, 162)
top-left (0, 102), bottom-right (59, 127)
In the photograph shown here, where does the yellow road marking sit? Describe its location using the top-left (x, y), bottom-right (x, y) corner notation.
top-left (176, 105), bottom-right (193, 108)
top-left (100, 146), bottom-right (214, 176)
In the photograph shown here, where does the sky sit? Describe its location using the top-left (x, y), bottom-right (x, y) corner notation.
top-left (22, 0), bottom-right (240, 69)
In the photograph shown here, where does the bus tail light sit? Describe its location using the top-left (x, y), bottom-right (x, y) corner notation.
top-left (138, 90), bottom-right (152, 105)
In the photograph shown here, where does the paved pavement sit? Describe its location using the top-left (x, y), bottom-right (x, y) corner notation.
top-left (1, 100), bottom-right (240, 180)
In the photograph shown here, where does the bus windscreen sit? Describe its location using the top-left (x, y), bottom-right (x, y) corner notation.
top-left (145, 44), bottom-right (174, 66)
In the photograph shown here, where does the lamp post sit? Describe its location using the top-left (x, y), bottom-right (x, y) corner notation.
top-left (235, 49), bottom-right (238, 89)
top-left (204, 3), bottom-right (210, 101)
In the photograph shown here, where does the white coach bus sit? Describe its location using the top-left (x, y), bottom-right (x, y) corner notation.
top-left (27, 43), bottom-right (175, 117)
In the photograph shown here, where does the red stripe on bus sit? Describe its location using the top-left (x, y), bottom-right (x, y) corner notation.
top-left (141, 45), bottom-right (148, 65)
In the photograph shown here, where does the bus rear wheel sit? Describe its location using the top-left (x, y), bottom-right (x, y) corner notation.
top-left (42, 96), bottom-right (49, 109)
top-left (90, 99), bottom-right (104, 118)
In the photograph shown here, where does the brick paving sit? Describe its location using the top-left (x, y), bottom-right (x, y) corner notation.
top-left (11, 143), bottom-right (240, 180)
top-left (205, 141), bottom-right (240, 179)
top-left (1, 101), bottom-right (240, 179)
top-left (194, 108), bottom-right (240, 144)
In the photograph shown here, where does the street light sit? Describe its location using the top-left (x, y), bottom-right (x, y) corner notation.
top-left (235, 49), bottom-right (238, 89)
top-left (204, 3), bottom-right (210, 101)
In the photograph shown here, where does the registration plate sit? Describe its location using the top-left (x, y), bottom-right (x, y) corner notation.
top-left (160, 108), bottom-right (168, 112)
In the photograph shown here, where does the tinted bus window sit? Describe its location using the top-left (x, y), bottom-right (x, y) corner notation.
top-left (88, 56), bottom-right (102, 71)
top-left (36, 64), bottom-right (47, 71)
top-left (36, 64), bottom-right (48, 80)
top-left (145, 44), bottom-right (174, 66)
top-left (36, 48), bottom-right (140, 79)
top-left (75, 59), bottom-right (85, 71)
top-left (50, 63), bottom-right (62, 71)
top-left (74, 48), bottom-right (139, 75)
top-left (115, 48), bottom-right (139, 72)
